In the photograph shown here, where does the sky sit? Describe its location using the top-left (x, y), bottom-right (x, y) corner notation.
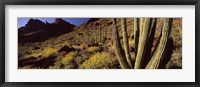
top-left (18, 18), bottom-right (90, 28)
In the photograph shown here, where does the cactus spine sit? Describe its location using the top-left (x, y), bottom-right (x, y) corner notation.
top-left (146, 18), bottom-right (171, 69)
top-left (134, 18), bottom-right (151, 69)
top-left (121, 18), bottom-right (133, 68)
top-left (112, 18), bottom-right (131, 69)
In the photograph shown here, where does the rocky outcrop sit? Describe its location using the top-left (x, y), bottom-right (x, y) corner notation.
top-left (18, 18), bottom-right (75, 43)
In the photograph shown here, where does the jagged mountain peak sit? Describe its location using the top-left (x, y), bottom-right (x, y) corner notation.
top-left (26, 18), bottom-right (46, 26)
top-left (18, 18), bottom-right (76, 43)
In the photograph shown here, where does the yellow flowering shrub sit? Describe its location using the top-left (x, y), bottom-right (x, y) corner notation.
top-left (25, 47), bottom-right (56, 59)
top-left (86, 46), bottom-right (100, 53)
top-left (81, 52), bottom-right (116, 69)
top-left (26, 53), bottom-right (42, 58)
top-left (72, 45), bottom-right (81, 49)
top-left (43, 47), bottom-right (57, 58)
top-left (98, 42), bottom-right (103, 45)
top-left (61, 51), bottom-right (77, 66)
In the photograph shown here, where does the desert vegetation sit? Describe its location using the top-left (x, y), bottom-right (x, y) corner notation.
top-left (18, 18), bottom-right (182, 69)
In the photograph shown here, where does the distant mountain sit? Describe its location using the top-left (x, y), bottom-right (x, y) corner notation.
top-left (18, 18), bottom-right (76, 43)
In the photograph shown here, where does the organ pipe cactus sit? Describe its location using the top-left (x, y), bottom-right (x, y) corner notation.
top-left (146, 18), bottom-right (171, 69)
top-left (111, 18), bottom-right (172, 69)
top-left (148, 18), bottom-right (156, 38)
top-left (89, 34), bottom-right (92, 43)
top-left (139, 18), bottom-right (144, 39)
top-left (134, 18), bottom-right (151, 69)
top-left (121, 18), bottom-right (133, 68)
top-left (95, 27), bottom-right (98, 43)
top-left (112, 18), bottom-right (131, 69)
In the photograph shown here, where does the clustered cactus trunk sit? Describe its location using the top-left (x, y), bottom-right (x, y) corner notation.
top-left (134, 18), bottom-right (151, 69)
top-left (146, 18), bottom-right (171, 69)
top-left (91, 26), bottom-right (107, 43)
top-left (112, 18), bottom-right (131, 69)
top-left (121, 18), bottom-right (133, 68)
top-left (112, 18), bottom-right (172, 69)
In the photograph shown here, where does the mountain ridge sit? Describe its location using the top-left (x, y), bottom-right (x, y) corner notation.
top-left (18, 18), bottom-right (76, 43)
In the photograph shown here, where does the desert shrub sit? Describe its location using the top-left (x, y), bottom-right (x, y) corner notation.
top-left (26, 53), bottom-right (42, 59)
top-left (98, 42), bottom-right (103, 46)
top-left (81, 52), bottom-right (118, 69)
top-left (21, 49), bottom-right (41, 59)
top-left (61, 51), bottom-right (77, 68)
top-left (86, 46), bottom-right (100, 53)
top-left (130, 52), bottom-right (135, 61)
top-left (129, 38), bottom-right (134, 46)
top-left (43, 47), bottom-right (57, 58)
top-left (166, 48), bottom-right (182, 69)
top-left (74, 50), bottom-right (90, 67)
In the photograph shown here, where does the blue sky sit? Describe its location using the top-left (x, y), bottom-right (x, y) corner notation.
top-left (18, 18), bottom-right (90, 28)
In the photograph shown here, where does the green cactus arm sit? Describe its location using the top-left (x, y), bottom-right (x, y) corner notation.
top-left (121, 18), bottom-right (133, 68)
top-left (139, 18), bottom-right (144, 40)
top-left (134, 18), bottom-right (151, 69)
top-left (148, 18), bottom-right (156, 38)
top-left (145, 18), bottom-right (172, 69)
top-left (112, 18), bottom-right (131, 69)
